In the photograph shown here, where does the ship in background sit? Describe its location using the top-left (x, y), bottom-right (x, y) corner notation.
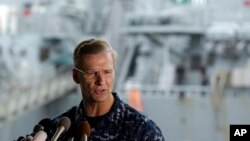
top-left (0, 0), bottom-right (250, 141)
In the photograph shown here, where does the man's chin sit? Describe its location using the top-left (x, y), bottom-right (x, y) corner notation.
top-left (93, 93), bottom-right (108, 102)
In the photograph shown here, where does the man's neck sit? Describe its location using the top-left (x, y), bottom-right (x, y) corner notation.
top-left (83, 94), bottom-right (114, 117)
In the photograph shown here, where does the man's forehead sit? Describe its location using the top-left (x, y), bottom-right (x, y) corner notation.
top-left (78, 52), bottom-right (114, 65)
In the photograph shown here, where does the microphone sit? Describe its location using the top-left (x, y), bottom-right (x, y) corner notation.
top-left (17, 136), bottom-right (25, 141)
top-left (23, 136), bottom-right (33, 141)
top-left (32, 130), bottom-right (47, 141)
top-left (38, 118), bottom-right (52, 134)
top-left (78, 121), bottom-right (91, 141)
top-left (20, 118), bottom-right (52, 141)
top-left (51, 117), bottom-right (71, 141)
top-left (29, 124), bottom-right (44, 137)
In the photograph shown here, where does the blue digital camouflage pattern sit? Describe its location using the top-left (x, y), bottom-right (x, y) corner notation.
top-left (47, 93), bottom-right (165, 141)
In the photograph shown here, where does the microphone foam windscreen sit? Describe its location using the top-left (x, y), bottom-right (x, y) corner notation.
top-left (80, 121), bottom-right (91, 137)
top-left (38, 118), bottom-right (52, 133)
top-left (57, 117), bottom-right (71, 132)
top-left (32, 124), bottom-right (44, 133)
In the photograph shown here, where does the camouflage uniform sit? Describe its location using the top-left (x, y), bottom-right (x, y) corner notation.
top-left (48, 93), bottom-right (165, 141)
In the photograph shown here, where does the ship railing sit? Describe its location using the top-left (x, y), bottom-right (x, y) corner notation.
top-left (0, 69), bottom-right (76, 121)
top-left (118, 85), bottom-right (211, 99)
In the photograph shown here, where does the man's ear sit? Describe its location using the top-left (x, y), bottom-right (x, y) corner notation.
top-left (72, 69), bottom-right (80, 84)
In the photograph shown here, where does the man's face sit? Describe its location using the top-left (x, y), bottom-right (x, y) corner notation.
top-left (76, 52), bottom-right (115, 103)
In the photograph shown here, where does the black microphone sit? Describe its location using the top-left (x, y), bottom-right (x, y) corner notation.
top-left (38, 118), bottom-right (52, 134)
top-left (16, 136), bottom-right (25, 141)
top-left (51, 117), bottom-right (71, 141)
top-left (30, 124), bottom-right (44, 137)
top-left (18, 124), bottom-right (43, 141)
top-left (31, 118), bottom-right (52, 141)
top-left (19, 118), bottom-right (52, 141)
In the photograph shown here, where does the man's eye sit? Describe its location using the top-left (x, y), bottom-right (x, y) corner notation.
top-left (104, 70), bottom-right (113, 74)
top-left (85, 71), bottom-right (95, 75)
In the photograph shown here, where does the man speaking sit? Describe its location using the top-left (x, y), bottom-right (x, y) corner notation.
top-left (20, 39), bottom-right (165, 141)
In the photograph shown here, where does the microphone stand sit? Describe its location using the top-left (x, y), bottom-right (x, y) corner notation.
top-left (80, 134), bottom-right (87, 141)
top-left (68, 137), bottom-right (74, 141)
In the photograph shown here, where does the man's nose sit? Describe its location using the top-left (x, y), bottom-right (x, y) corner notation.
top-left (95, 72), bottom-right (105, 85)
